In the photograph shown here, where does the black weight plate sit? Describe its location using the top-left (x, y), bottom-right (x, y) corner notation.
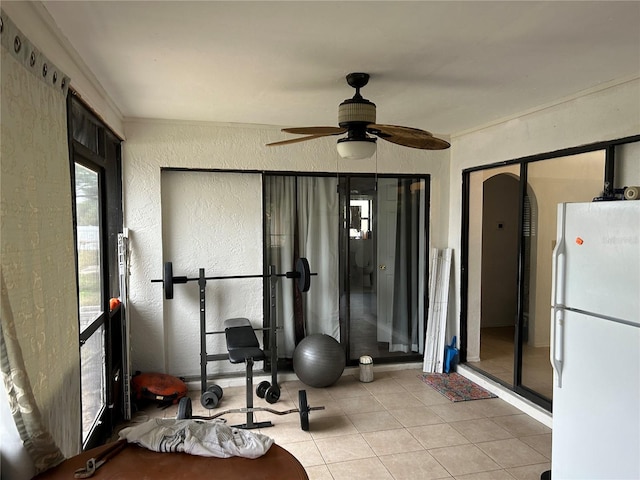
top-left (201, 390), bottom-right (219, 409)
top-left (265, 385), bottom-right (281, 404)
top-left (177, 397), bottom-right (192, 420)
top-left (208, 384), bottom-right (223, 401)
top-left (299, 390), bottom-right (309, 431)
top-left (296, 258), bottom-right (311, 293)
top-left (256, 381), bottom-right (270, 399)
top-left (164, 262), bottom-right (174, 299)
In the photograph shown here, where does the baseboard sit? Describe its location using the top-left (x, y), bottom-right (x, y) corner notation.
top-left (457, 364), bottom-right (552, 428)
top-left (185, 361), bottom-right (425, 391)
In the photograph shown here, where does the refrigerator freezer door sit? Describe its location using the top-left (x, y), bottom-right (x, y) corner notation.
top-left (552, 309), bottom-right (640, 479)
top-left (557, 202), bottom-right (640, 324)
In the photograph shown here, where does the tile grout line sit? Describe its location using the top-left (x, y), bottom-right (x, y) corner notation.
top-left (119, 370), bottom-right (550, 479)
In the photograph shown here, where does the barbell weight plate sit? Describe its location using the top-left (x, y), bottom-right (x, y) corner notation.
top-left (164, 262), bottom-right (174, 299)
top-left (265, 385), bottom-right (281, 404)
top-left (201, 390), bottom-right (220, 409)
top-left (256, 381), bottom-right (270, 399)
top-left (296, 258), bottom-right (311, 293)
top-left (298, 390), bottom-right (309, 431)
top-left (208, 384), bottom-right (223, 401)
top-left (177, 396), bottom-right (192, 420)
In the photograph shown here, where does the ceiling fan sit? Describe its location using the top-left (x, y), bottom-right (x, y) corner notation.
top-left (266, 72), bottom-right (450, 159)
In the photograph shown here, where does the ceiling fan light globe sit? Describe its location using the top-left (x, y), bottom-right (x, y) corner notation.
top-left (337, 138), bottom-right (377, 160)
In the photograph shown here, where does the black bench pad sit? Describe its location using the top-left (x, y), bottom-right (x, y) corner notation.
top-left (225, 324), bottom-right (265, 364)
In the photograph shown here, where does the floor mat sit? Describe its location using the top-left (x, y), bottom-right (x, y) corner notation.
top-left (419, 372), bottom-right (497, 402)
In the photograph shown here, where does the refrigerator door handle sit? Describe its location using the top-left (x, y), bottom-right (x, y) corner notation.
top-left (551, 204), bottom-right (566, 388)
top-left (552, 203), bottom-right (567, 307)
top-left (552, 308), bottom-right (564, 388)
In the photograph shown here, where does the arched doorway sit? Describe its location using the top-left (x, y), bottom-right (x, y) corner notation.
top-left (478, 173), bottom-right (520, 387)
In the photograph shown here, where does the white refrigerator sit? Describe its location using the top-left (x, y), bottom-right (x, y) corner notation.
top-left (550, 201), bottom-right (640, 479)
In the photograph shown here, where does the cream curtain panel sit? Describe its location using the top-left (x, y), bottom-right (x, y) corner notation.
top-left (265, 176), bottom-right (340, 357)
top-left (1, 9), bottom-right (80, 473)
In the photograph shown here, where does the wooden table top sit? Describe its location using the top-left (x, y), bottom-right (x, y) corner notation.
top-left (33, 441), bottom-right (308, 479)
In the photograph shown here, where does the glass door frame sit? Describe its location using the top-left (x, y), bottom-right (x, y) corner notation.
top-left (68, 94), bottom-right (123, 448)
top-left (262, 171), bottom-right (431, 368)
top-left (338, 173), bottom-right (431, 366)
top-left (460, 134), bottom-right (640, 412)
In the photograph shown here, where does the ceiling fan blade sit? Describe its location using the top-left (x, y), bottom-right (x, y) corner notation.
top-left (266, 134), bottom-right (331, 147)
top-left (367, 124), bottom-right (450, 150)
top-left (282, 126), bottom-right (347, 135)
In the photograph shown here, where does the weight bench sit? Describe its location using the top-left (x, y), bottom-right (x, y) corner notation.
top-left (224, 318), bottom-right (273, 429)
top-left (176, 318), bottom-right (324, 430)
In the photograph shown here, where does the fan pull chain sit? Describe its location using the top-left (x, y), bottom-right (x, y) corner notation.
top-left (374, 147), bottom-right (378, 193)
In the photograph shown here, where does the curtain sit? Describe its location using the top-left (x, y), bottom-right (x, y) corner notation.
top-left (297, 177), bottom-right (340, 339)
top-left (390, 179), bottom-right (423, 353)
top-left (265, 177), bottom-right (296, 357)
top-left (265, 176), bottom-right (340, 356)
top-left (1, 10), bottom-right (79, 475)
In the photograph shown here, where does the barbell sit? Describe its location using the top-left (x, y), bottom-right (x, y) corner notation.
top-left (152, 258), bottom-right (315, 299)
top-left (176, 389), bottom-right (324, 431)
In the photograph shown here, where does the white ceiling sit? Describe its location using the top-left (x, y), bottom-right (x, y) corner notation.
top-left (42, 1), bottom-right (640, 136)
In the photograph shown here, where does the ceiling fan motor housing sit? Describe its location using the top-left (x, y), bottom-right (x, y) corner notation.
top-left (338, 98), bottom-right (376, 128)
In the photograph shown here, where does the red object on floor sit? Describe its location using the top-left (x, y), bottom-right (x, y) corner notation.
top-left (131, 372), bottom-right (188, 405)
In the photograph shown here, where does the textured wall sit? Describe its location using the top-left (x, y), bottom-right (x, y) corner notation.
top-left (122, 120), bottom-right (450, 374)
top-left (161, 170), bottom-right (263, 377)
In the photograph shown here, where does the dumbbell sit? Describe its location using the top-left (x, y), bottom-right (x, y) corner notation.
top-left (256, 381), bottom-right (281, 404)
top-left (200, 384), bottom-right (224, 409)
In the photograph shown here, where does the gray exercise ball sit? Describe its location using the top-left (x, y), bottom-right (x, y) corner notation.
top-left (293, 334), bottom-right (346, 388)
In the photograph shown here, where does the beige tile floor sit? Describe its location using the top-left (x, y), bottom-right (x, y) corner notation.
top-left (118, 369), bottom-right (551, 480)
top-left (470, 327), bottom-right (553, 399)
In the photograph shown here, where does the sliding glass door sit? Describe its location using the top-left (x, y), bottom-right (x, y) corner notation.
top-left (265, 173), bottom-right (429, 365)
top-left (346, 177), bottom-right (378, 360)
top-left (519, 151), bottom-right (606, 399)
top-left (463, 150), bottom-right (607, 409)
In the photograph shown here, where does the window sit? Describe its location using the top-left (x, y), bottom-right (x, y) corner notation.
top-left (349, 199), bottom-right (371, 239)
top-left (74, 162), bottom-right (106, 444)
top-left (69, 95), bottom-right (123, 448)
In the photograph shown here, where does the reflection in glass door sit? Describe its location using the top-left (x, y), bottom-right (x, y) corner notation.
top-left (347, 177), bottom-right (378, 360)
top-left (345, 176), bottom-right (429, 363)
top-left (465, 164), bottom-right (520, 388)
top-left (264, 173), bottom-right (430, 366)
top-left (520, 151), bottom-right (605, 399)
top-left (464, 150), bottom-right (606, 408)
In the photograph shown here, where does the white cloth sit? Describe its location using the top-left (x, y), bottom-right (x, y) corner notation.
top-left (118, 419), bottom-right (274, 459)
